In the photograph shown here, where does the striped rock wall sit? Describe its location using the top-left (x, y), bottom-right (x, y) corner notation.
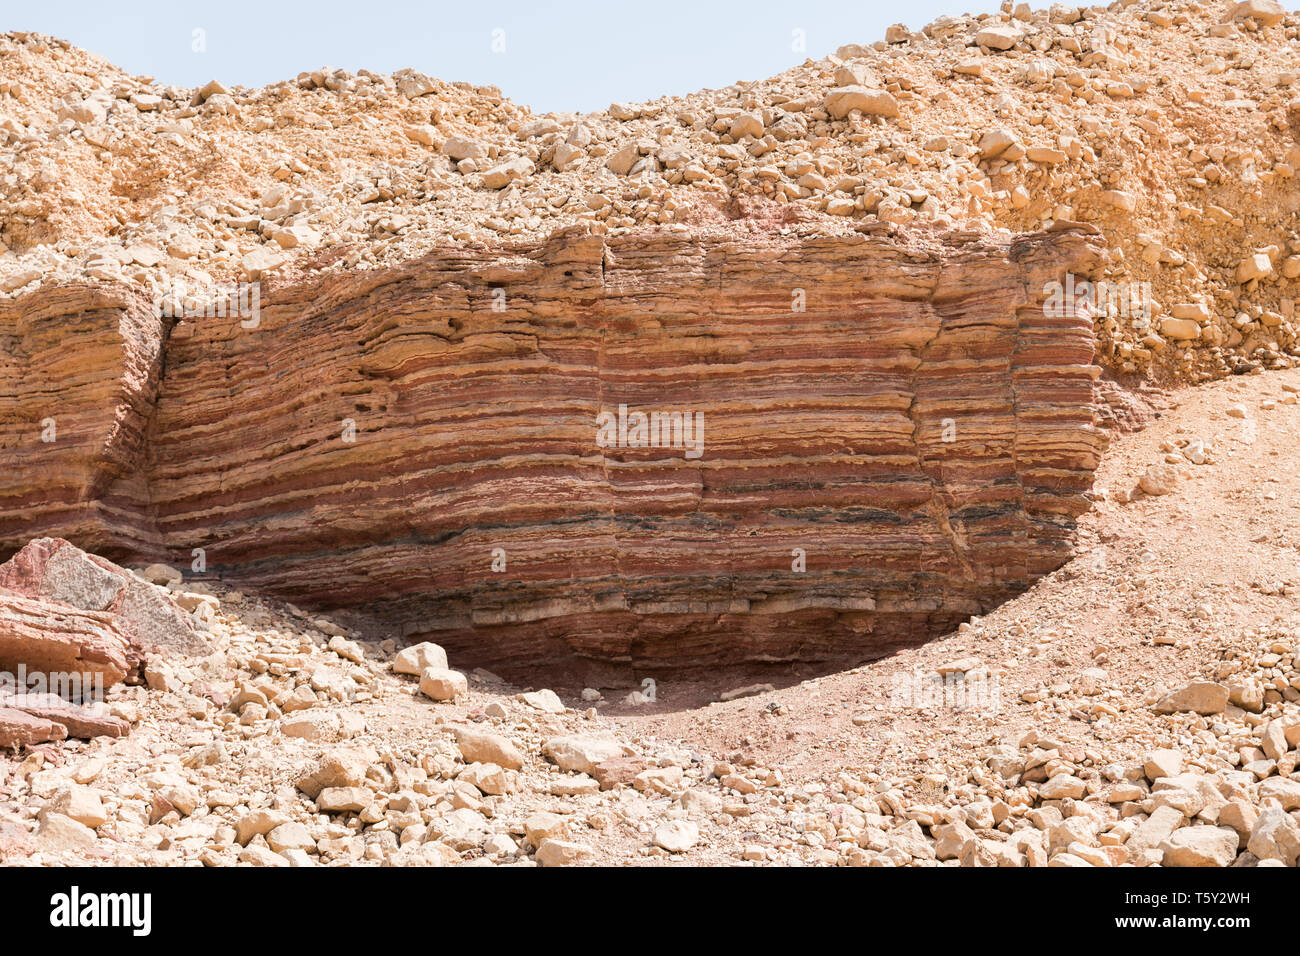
top-left (0, 223), bottom-right (1106, 678)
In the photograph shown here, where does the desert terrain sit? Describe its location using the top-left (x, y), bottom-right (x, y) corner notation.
top-left (0, 0), bottom-right (1299, 868)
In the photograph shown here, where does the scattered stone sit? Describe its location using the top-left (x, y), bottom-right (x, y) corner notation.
top-left (1127, 806), bottom-right (1186, 865)
top-left (317, 787), bottom-right (372, 813)
top-left (1139, 464), bottom-right (1180, 496)
top-left (1143, 749), bottom-right (1184, 781)
top-left (653, 820), bottom-right (699, 853)
top-left (46, 787), bottom-right (107, 828)
top-left (592, 756), bottom-right (651, 790)
top-left (1229, 0), bottom-right (1286, 27)
top-left (1160, 827), bottom-right (1239, 867)
top-left (1039, 774), bottom-right (1086, 800)
top-left (393, 642), bottom-right (448, 675)
top-left (1247, 808), bottom-right (1300, 865)
top-left (543, 735), bottom-right (628, 774)
top-left (452, 727), bottom-right (526, 770)
top-left (823, 87), bottom-right (900, 120)
top-left (520, 689), bottom-right (564, 713)
top-left (534, 838), bottom-right (590, 866)
top-left (1258, 778), bottom-right (1300, 811)
top-left (419, 667), bottom-right (468, 701)
top-left (35, 812), bottom-right (97, 852)
top-left (236, 809), bottom-right (290, 846)
top-left (266, 822), bottom-right (315, 854)
top-left (1154, 682), bottom-right (1229, 716)
top-left (977, 25), bottom-right (1024, 50)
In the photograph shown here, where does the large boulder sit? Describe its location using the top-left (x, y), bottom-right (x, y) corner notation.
top-left (0, 538), bottom-right (208, 658)
top-left (0, 591), bottom-right (133, 685)
top-left (1159, 827), bottom-right (1240, 867)
top-left (823, 86), bottom-right (900, 119)
top-left (0, 538), bottom-right (208, 746)
top-left (1153, 682), bottom-right (1229, 716)
top-left (1227, 0), bottom-right (1287, 28)
top-left (1247, 808), bottom-right (1300, 865)
top-left (543, 735), bottom-right (629, 774)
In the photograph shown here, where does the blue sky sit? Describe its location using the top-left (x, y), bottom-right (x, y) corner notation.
top-left (8, 1), bottom-right (1001, 113)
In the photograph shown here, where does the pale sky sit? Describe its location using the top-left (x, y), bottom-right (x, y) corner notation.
top-left (7, 0), bottom-right (1002, 113)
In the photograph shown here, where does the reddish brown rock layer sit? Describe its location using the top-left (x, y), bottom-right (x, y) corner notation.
top-left (0, 537), bottom-right (204, 661)
top-left (0, 592), bottom-right (131, 686)
top-left (0, 285), bottom-right (165, 557)
top-left (0, 706), bottom-right (67, 747)
top-left (2, 695), bottom-right (129, 740)
top-left (0, 224), bottom-right (1106, 678)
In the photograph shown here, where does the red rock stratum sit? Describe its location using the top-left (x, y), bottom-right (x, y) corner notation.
top-left (1, 222), bottom-right (1104, 677)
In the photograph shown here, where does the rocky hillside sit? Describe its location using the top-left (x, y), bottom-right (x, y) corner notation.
top-left (2, 0), bottom-right (1300, 870)
top-left (0, 0), bottom-right (1297, 384)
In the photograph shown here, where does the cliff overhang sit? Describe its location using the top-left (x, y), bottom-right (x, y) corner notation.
top-left (0, 222), bottom-right (1107, 679)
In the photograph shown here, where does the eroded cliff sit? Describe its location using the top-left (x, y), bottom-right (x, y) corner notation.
top-left (1, 221), bottom-right (1104, 677)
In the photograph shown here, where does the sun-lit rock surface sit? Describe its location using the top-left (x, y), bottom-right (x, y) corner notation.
top-left (1, 223), bottom-right (1103, 676)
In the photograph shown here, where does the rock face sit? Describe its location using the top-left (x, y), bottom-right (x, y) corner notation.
top-left (0, 285), bottom-right (167, 559)
top-left (0, 223), bottom-right (1105, 677)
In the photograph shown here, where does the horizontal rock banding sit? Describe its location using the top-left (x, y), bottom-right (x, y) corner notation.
top-left (0, 592), bottom-right (131, 686)
top-left (1, 223), bottom-right (1105, 676)
top-left (0, 284), bottom-right (165, 557)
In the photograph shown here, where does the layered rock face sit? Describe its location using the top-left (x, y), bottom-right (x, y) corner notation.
top-left (0, 285), bottom-right (165, 557)
top-left (0, 223), bottom-right (1105, 678)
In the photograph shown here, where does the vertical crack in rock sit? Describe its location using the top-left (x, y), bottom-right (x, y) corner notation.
top-left (905, 302), bottom-right (977, 588)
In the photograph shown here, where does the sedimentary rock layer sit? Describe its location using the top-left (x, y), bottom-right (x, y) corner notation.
top-left (0, 284), bottom-right (165, 557)
top-left (0, 591), bottom-right (131, 686)
top-left (0, 223), bottom-right (1106, 677)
